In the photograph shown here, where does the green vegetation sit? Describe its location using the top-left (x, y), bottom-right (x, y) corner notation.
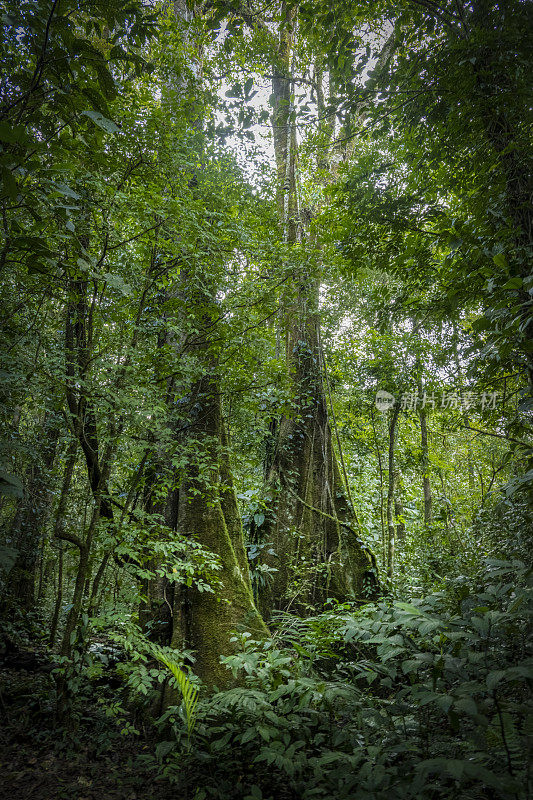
top-left (0, 0), bottom-right (531, 798)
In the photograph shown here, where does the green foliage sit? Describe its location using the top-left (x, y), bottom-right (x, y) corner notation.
top-left (1, 2), bottom-right (531, 798)
top-left (154, 559), bottom-right (531, 799)
top-left (153, 647), bottom-right (199, 739)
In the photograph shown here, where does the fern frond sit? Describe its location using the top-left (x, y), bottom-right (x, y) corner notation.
top-left (152, 648), bottom-right (199, 738)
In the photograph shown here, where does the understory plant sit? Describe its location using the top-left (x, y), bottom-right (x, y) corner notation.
top-left (153, 558), bottom-right (532, 800)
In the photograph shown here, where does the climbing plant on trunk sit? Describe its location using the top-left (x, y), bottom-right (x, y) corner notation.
top-left (139, 1), bottom-right (268, 698)
top-left (225, 2), bottom-right (381, 614)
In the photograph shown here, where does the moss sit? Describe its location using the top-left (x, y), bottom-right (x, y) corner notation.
top-left (258, 287), bottom-right (380, 616)
top-left (179, 483), bottom-right (268, 692)
top-left (220, 416), bottom-right (253, 591)
top-left (161, 377), bottom-right (268, 700)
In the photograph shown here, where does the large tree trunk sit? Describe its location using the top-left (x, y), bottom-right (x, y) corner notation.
top-left (146, 298), bottom-right (268, 697)
top-left (166, 370), bottom-right (267, 693)
top-left (257, 10), bottom-right (379, 615)
top-left (394, 469), bottom-right (406, 544)
top-left (419, 400), bottom-right (432, 528)
top-left (49, 438), bottom-right (78, 646)
top-left (413, 323), bottom-right (432, 528)
top-left (259, 289), bottom-right (378, 612)
top-left (452, 331), bottom-right (476, 504)
top-left (140, 3), bottom-right (268, 700)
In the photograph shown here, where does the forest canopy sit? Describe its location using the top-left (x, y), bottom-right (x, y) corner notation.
top-left (0, 0), bottom-right (531, 798)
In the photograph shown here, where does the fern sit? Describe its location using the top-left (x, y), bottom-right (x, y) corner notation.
top-left (209, 686), bottom-right (271, 714)
top-left (152, 648), bottom-right (199, 738)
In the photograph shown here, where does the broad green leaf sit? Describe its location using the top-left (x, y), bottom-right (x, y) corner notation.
top-left (82, 110), bottom-right (120, 134)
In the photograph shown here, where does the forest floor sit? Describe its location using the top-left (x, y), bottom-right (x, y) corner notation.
top-left (0, 655), bottom-right (175, 800)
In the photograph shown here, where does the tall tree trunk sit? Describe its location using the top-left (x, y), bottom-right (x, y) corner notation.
top-left (419, 398), bottom-right (432, 528)
top-left (3, 410), bottom-right (60, 613)
top-left (258, 12), bottom-right (379, 615)
top-left (49, 437), bottom-right (78, 646)
top-left (413, 322), bottom-right (432, 527)
top-left (141, 3), bottom-right (268, 699)
top-left (386, 407), bottom-right (400, 581)
top-left (394, 469), bottom-right (406, 544)
top-left (49, 546), bottom-right (64, 648)
top-left (370, 408), bottom-right (386, 569)
top-left (167, 368), bottom-right (268, 693)
top-left (149, 297), bottom-right (268, 695)
top-left (452, 329), bottom-right (476, 504)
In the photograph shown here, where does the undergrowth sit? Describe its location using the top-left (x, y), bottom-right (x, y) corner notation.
top-left (1, 558), bottom-right (531, 800)
top-left (152, 558), bottom-right (532, 800)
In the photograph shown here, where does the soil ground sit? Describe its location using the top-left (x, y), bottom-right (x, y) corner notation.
top-left (0, 662), bottom-right (177, 800)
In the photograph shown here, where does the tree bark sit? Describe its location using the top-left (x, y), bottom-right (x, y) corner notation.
top-left (167, 369), bottom-right (268, 693)
top-left (257, 14), bottom-right (379, 615)
top-left (413, 322), bottom-right (432, 528)
top-left (49, 437), bottom-right (78, 646)
top-left (452, 330), bottom-right (476, 504)
top-left (394, 469), bottom-right (406, 543)
top-left (371, 408), bottom-right (386, 569)
top-left (386, 407), bottom-right (400, 581)
top-left (3, 410), bottom-right (60, 613)
top-left (140, 3), bottom-right (268, 700)
top-left (419, 399), bottom-right (432, 528)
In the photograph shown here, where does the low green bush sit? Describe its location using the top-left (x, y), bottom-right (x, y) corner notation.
top-left (155, 558), bottom-right (532, 800)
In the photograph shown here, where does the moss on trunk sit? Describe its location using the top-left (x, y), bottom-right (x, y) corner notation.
top-left (258, 274), bottom-right (379, 616)
top-left (144, 322), bottom-right (268, 701)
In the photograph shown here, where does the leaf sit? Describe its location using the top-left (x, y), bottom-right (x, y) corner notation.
top-left (1, 166), bottom-right (18, 198)
top-left (155, 740), bottom-right (175, 760)
top-left (94, 62), bottom-right (117, 100)
top-left (505, 664), bottom-right (533, 682)
top-left (0, 470), bottom-right (23, 498)
top-left (486, 669), bottom-right (506, 691)
top-left (0, 544), bottom-right (18, 574)
top-left (454, 696), bottom-right (477, 716)
top-left (0, 122), bottom-right (28, 144)
top-left (82, 110), bottom-right (120, 134)
top-left (225, 83), bottom-right (242, 99)
top-left (55, 182), bottom-right (81, 200)
top-left (436, 694), bottom-right (453, 712)
top-left (417, 619), bottom-right (441, 635)
top-left (152, 649), bottom-right (199, 738)
top-left (241, 727), bottom-right (257, 743)
top-left (104, 273), bottom-right (132, 295)
top-left (395, 601), bottom-right (427, 615)
top-left (493, 252), bottom-right (507, 270)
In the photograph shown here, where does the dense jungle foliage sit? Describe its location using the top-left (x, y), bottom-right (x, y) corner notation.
top-left (0, 0), bottom-right (531, 798)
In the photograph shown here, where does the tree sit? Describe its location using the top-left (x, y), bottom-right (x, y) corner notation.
top-left (213, 0), bottom-right (380, 615)
top-left (137, 2), bottom-right (268, 696)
